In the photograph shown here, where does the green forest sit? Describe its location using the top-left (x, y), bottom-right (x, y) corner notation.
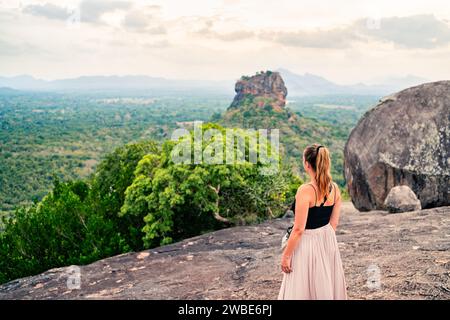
top-left (0, 91), bottom-right (379, 284)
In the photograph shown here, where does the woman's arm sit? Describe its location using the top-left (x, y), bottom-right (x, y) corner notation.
top-left (280, 185), bottom-right (312, 273)
top-left (329, 182), bottom-right (341, 231)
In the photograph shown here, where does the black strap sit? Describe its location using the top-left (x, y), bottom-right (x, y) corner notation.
top-left (319, 183), bottom-right (333, 207)
top-left (308, 183), bottom-right (317, 205)
top-left (290, 183), bottom-right (334, 212)
top-left (320, 195), bottom-right (327, 207)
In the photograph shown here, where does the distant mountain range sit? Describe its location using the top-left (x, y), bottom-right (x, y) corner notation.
top-left (0, 70), bottom-right (430, 96)
top-left (0, 87), bottom-right (24, 96)
top-left (0, 75), bottom-right (234, 95)
top-left (276, 68), bottom-right (429, 96)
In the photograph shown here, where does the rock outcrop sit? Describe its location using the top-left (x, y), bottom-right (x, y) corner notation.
top-left (228, 71), bottom-right (287, 112)
top-left (1, 203), bottom-right (449, 300)
top-left (344, 81), bottom-right (450, 211)
top-left (384, 185), bottom-right (422, 213)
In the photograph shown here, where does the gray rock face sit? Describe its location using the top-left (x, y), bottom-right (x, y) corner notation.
top-left (229, 71), bottom-right (288, 111)
top-left (384, 186), bottom-right (422, 213)
top-left (344, 81), bottom-right (450, 211)
top-left (1, 203), bottom-right (449, 300)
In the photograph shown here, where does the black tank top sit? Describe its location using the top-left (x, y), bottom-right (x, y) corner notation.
top-left (290, 183), bottom-right (336, 229)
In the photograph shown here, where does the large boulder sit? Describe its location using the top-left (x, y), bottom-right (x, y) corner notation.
top-left (344, 81), bottom-right (450, 211)
top-left (384, 186), bottom-right (422, 213)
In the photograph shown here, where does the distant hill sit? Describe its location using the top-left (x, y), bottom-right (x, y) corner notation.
top-left (0, 87), bottom-right (25, 96)
top-left (366, 74), bottom-right (430, 89)
top-left (0, 75), bottom-right (45, 90)
top-left (0, 75), bottom-right (233, 95)
top-left (0, 71), bottom-right (428, 96)
top-left (277, 68), bottom-right (429, 96)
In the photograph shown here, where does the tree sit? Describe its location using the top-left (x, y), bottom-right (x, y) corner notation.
top-left (120, 123), bottom-right (300, 248)
top-left (0, 179), bottom-right (126, 284)
top-left (90, 140), bottom-right (160, 250)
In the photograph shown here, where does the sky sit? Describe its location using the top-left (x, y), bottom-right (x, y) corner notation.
top-left (1, 0), bottom-right (450, 84)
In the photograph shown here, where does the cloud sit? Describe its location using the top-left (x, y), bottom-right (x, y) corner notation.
top-left (257, 14), bottom-right (450, 49)
top-left (259, 28), bottom-right (360, 49)
top-left (143, 40), bottom-right (170, 48)
top-left (0, 38), bottom-right (38, 56)
top-left (215, 30), bottom-right (255, 41)
top-left (16, 3), bottom-right (450, 50)
top-left (121, 7), bottom-right (166, 34)
top-left (22, 0), bottom-right (132, 24)
top-left (354, 14), bottom-right (450, 49)
top-left (22, 3), bottom-right (71, 21)
top-left (79, 0), bottom-right (131, 23)
top-left (0, 39), bottom-right (21, 56)
top-left (198, 29), bottom-right (255, 41)
top-left (192, 17), bottom-right (255, 41)
top-left (122, 10), bottom-right (148, 29)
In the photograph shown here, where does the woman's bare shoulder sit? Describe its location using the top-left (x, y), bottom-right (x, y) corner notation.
top-left (296, 183), bottom-right (315, 197)
top-left (332, 182), bottom-right (341, 198)
top-left (332, 181), bottom-right (340, 191)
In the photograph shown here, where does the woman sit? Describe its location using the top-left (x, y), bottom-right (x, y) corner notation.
top-left (277, 144), bottom-right (347, 300)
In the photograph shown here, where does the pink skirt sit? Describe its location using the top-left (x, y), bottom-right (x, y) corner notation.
top-left (277, 223), bottom-right (348, 300)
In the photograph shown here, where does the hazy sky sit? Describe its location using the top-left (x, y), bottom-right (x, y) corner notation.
top-left (1, 0), bottom-right (450, 84)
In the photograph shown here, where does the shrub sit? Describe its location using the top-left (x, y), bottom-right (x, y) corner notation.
top-left (0, 179), bottom-right (126, 284)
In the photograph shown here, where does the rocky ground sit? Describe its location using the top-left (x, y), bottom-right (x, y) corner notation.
top-left (0, 202), bottom-right (449, 300)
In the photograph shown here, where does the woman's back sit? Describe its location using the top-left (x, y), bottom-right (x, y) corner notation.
top-left (291, 182), bottom-right (337, 229)
top-left (306, 182), bottom-right (336, 229)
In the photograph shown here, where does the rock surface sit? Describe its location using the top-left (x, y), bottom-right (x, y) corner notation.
top-left (228, 71), bottom-right (287, 112)
top-left (344, 81), bottom-right (450, 211)
top-left (1, 203), bottom-right (449, 300)
top-left (384, 185), bottom-right (422, 213)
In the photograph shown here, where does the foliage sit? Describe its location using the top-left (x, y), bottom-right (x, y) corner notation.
top-left (0, 93), bottom-right (229, 214)
top-left (0, 179), bottom-right (126, 284)
top-left (89, 140), bottom-right (160, 250)
top-left (121, 123), bottom-right (300, 248)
